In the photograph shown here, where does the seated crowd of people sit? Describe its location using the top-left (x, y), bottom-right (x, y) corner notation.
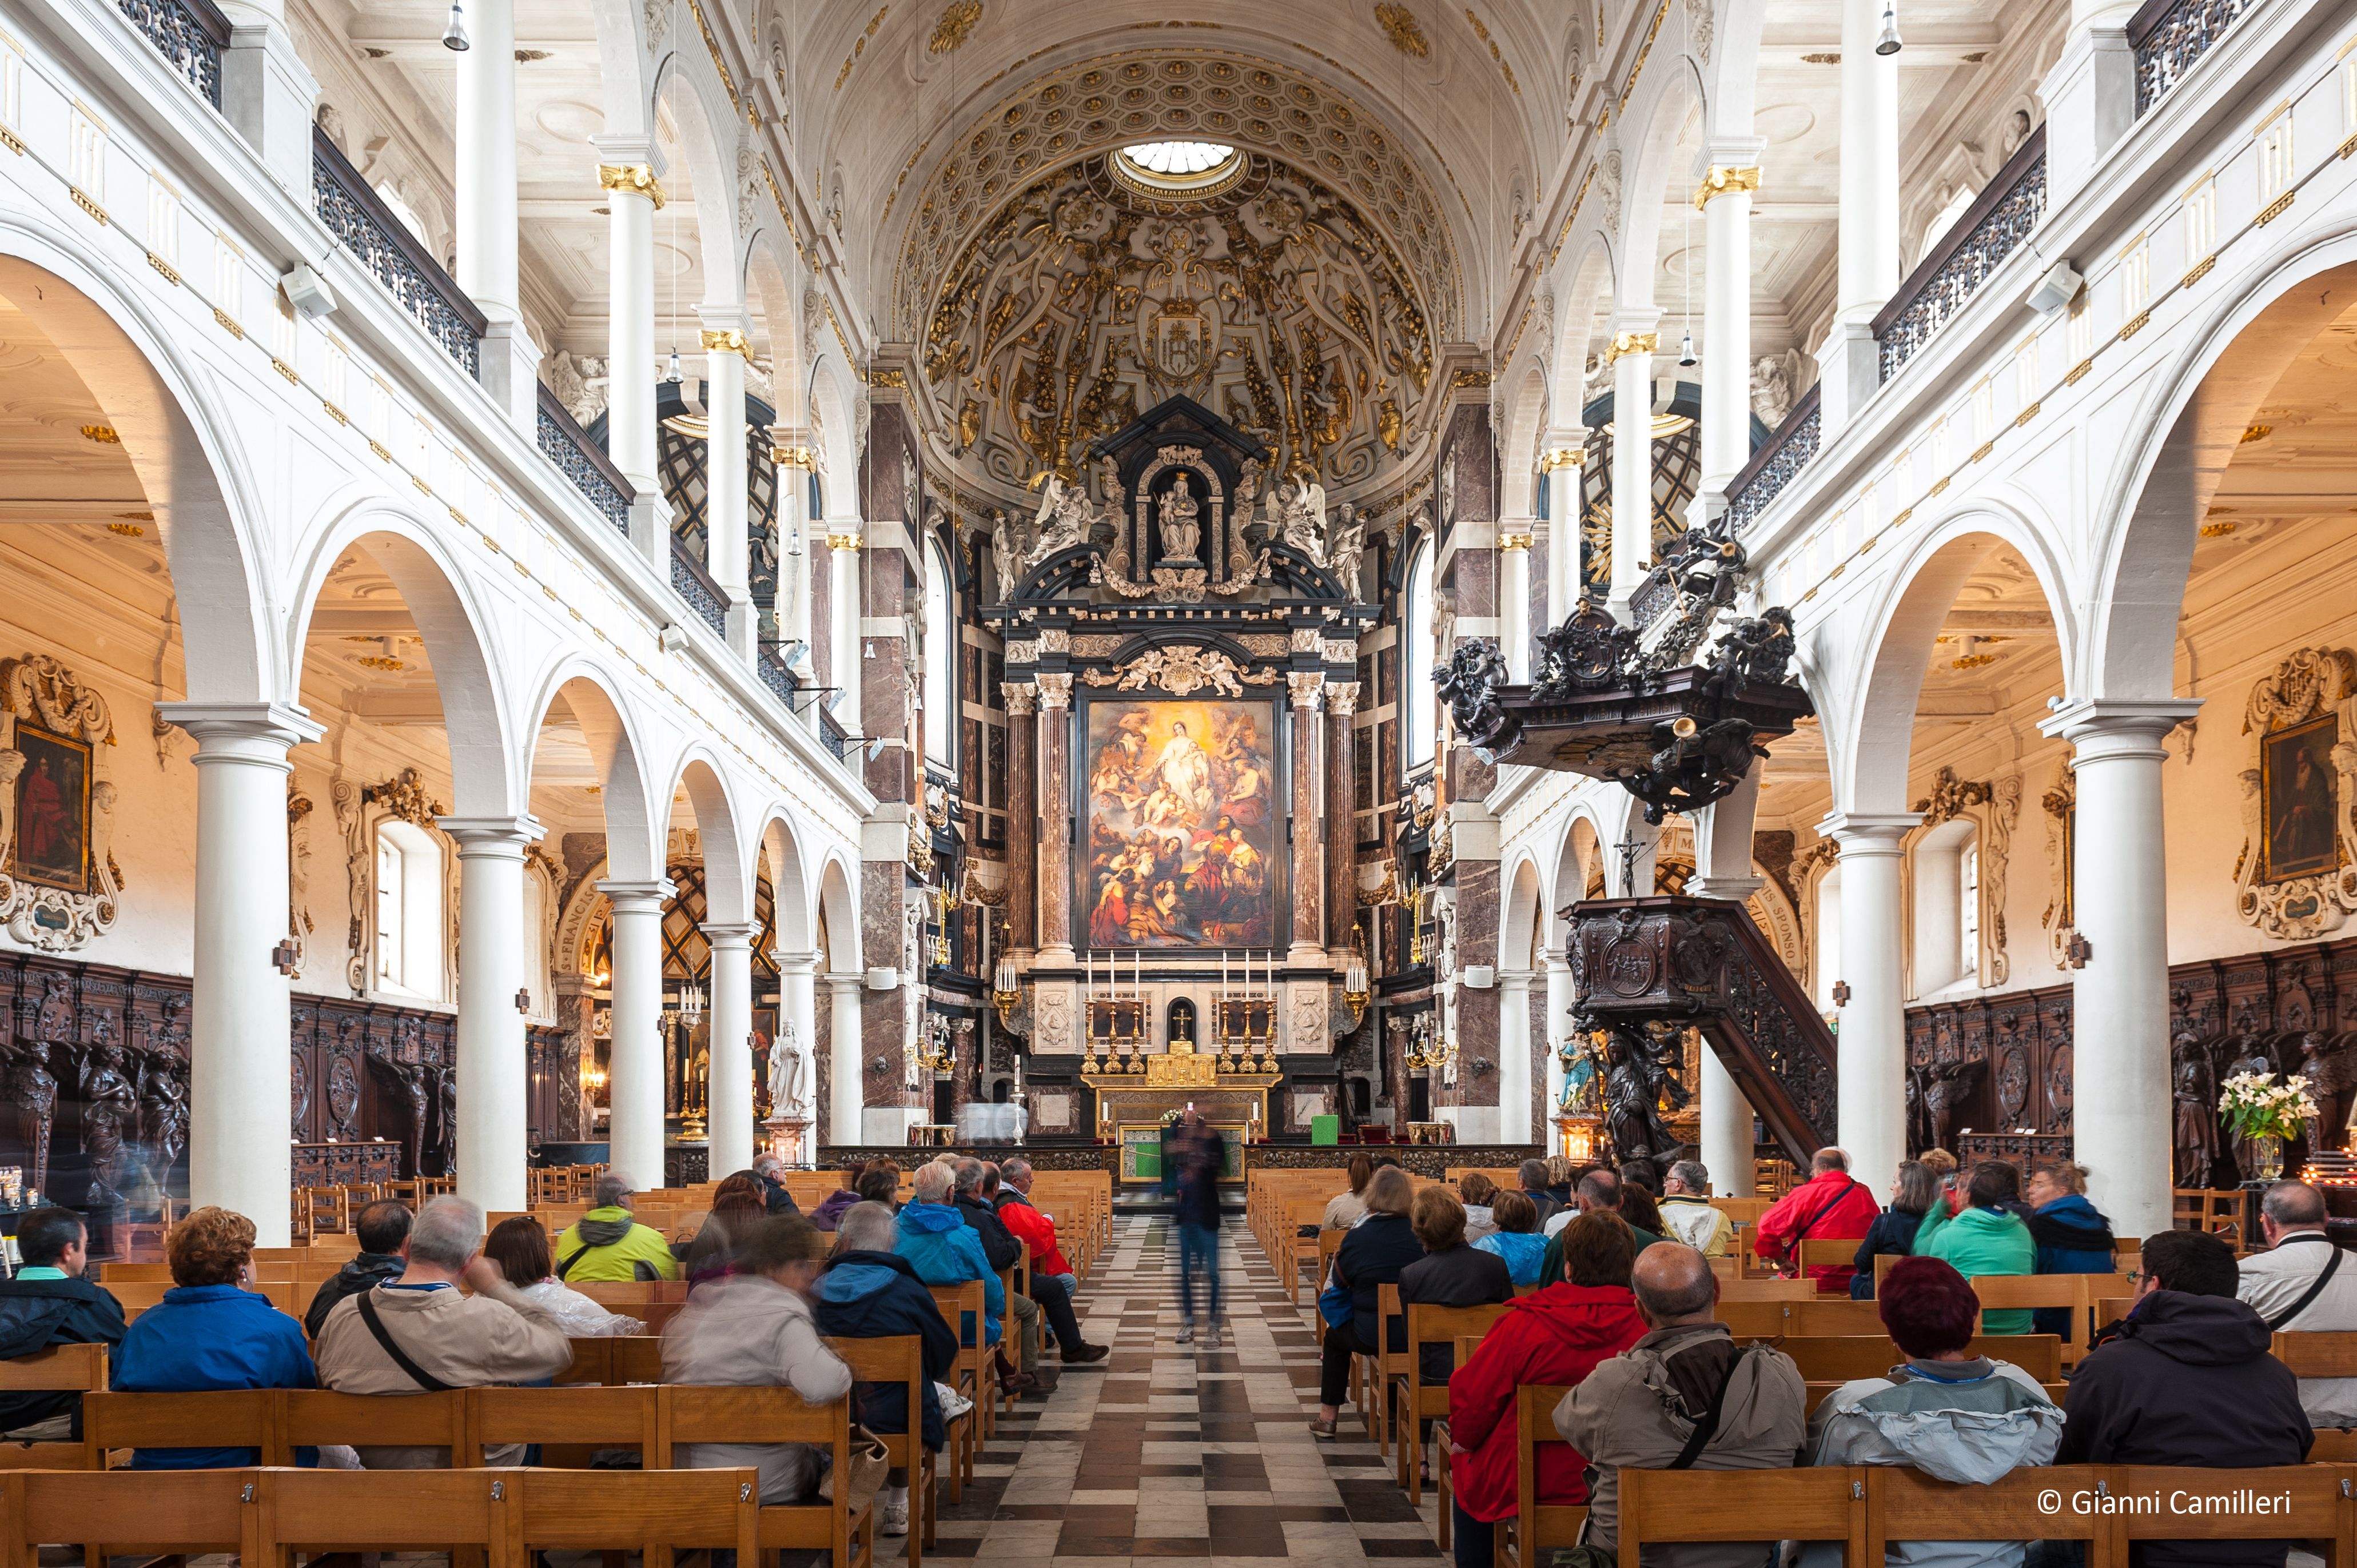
top-left (1315, 1148), bottom-right (2351, 1568)
top-left (0, 1150), bottom-right (1104, 1542)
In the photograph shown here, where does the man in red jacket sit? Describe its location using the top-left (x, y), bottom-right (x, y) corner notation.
top-left (1751, 1146), bottom-right (1879, 1294)
top-left (995, 1160), bottom-right (1109, 1365)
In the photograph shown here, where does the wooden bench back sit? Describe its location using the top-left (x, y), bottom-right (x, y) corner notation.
top-left (1774, 1334), bottom-right (2063, 1385)
top-left (2272, 1329), bottom-right (2357, 1378)
top-left (1514, 1383), bottom-right (1584, 1566)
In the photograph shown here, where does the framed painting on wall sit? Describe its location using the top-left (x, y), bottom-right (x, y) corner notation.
top-left (1080, 695), bottom-right (1281, 949)
top-left (9, 725), bottom-right (91, 893)
top-left (2263, 713), bottom-right (2339, 884)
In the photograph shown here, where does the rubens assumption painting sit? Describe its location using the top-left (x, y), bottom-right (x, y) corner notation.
top-left (1082, 698), bottom-right (1279, 949)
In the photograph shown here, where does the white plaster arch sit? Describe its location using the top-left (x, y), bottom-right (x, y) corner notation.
top-left (2082, 226), bottom-right (2357, 703)
top-left (753, 808), bottom-right (816, 952)
top-left (1547, 795), bottom-right (1614, 945)
top-left (0, 237), bottom-right (275, 706)
top-left (1548, 231), bottom-right (1619, 416)
top-left (662, 745), bottom-right (756, 925)
top-left (1501, 849), bottom-right (1548, 973)
top-left (1829, 496), bottom-right (2079, 816)
top-left (807, 354), bottom-right (863, 506)
top-left (520, 656), bottom-right (664, 883)
top-left (1703, 0), bottom-right (1768, 143)
top-left (588, 0), bottom-right (660, 141)
top-left (815, 848), bottom-right (861, 973)
top-left (1500, 362), bottom-right (1551, 514)
top-left (1614, 50), bottom-right (1711, 318)
top-left (284, 498), bottom-right (519, 819)
top-left (650, 49), bottom-right (750, 313)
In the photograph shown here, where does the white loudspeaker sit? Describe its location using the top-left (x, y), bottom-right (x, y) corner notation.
top-left (280, 263), bottom-right (337, 320)
top-left (2025, 260), bottom-right (2083, 315)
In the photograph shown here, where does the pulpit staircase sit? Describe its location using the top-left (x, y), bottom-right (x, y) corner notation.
top-left (1565, 895), bottom-right (1838, 1166)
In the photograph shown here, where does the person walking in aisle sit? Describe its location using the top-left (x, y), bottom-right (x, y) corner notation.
top-left (1173, 1108), bottom-right (1226, 1344)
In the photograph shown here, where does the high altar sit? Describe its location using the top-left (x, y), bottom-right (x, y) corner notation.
top-left (985, 396), bottom-right (1375, 1172)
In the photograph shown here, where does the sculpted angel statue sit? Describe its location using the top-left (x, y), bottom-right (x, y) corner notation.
top-left (990, 509), bottom-right (1022, 600)
top-left (1027, 474), bottom-right (1096, 562)
top-left (1326, 501), bottom-right (1368, 596)
top-left (1268, 472), bottom-right (1328, 563)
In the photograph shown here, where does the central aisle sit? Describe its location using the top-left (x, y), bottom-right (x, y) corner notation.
top-left (914, 1212), bottom-right (1441, 1563)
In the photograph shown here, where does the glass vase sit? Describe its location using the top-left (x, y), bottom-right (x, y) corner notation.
top-left (2250, 1136), bottom-right (2284, 1183)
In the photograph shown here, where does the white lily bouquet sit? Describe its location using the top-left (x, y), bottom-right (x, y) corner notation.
top-left (2220, 1070), bottom-right (2318, 1144)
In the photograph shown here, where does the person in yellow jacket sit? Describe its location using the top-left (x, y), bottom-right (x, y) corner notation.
top-left (1656, 1160), bottom-right (1734, 1258)
top-left (554, 1173), bottom-right (682, 1282)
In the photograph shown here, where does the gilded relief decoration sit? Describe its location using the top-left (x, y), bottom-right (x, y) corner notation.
top-left (915, 146), bottom-right (1438, 493)
top-left (2235, 648), bottom-right (2357, 939)
top-left (0, 655), bottom-right (119, 952)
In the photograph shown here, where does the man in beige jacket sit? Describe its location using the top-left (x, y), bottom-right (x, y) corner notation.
top-left (1552, 1242), bottom-right (1806, 1568)
top-left (313, 1195), bottom-right (574, 1467)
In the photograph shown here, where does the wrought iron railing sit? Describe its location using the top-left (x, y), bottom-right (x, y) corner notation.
top-left (818, 707), bottom-right (852, 764)
top-left (536, 384), bottom-right (631, 533)
top-left (670, 540), bottom-right (727, 636)
top-left (1722, 384), bottom-right (1821, 536)
top-left (2130, 0), bottom-right (2254, 115)
top-left (1874, 127), bottom-right (2047, 384)
top-left (311, 125), bottom-right (485, 377)
top-left (120, 0), bottom-right (229, 106)
top-left (758, 648), bottom-right (799, 707)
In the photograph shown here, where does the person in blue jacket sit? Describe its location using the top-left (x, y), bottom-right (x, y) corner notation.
top-left (894, 1162), bottom-right (1016, 1389)
top-left (0, 1207), bottom-right (125, 1441)
top-left (815, 1202), bottom-right (962, 1539)
top-left (111, 1205), bottom-right (317, 1469)
top-left (2024, 1162), bottom-right (2116, 1340)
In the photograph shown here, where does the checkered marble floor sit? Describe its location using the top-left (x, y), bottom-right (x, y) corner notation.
top-left (902, 1211), bottom-right (1440, 1566)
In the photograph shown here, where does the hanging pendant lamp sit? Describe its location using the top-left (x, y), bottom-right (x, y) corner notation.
top-left (1875, 1), bottom-right (1904, 54)
top-left (441, 0), bottom-right (471, 50)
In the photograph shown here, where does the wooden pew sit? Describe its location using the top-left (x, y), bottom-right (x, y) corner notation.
top-left (281, 1387), bottom-right (474, 1463)
top-left (0, 1466), bottom-right (257, 1566)
top-left (927, 1279), bottom-right (988, 1482)
top-left (82, 1386), bottom-right (277, 1468)
top-left (0, 1343), bottom-right (108, 1471)
top-left (516, 1465), bottom-right (761, 1568)
top-left (1392, 1300), bottom-right (1510, 1503)
top-left (252, 1466), bottom-right (516, 1568)
top-left (1775, 1334), bottom-right (2063, 1386)
top-left (1508, 1383), bottom-right (1584, 1568)
top-left (656, 1384), bottom-right (877, 1568)
top-left (1862, 1468), bottom-right (2104, 1563)
top-left (1618, 1466), bottom-right (1864, 1566)
top-left (827, 1333), bottom-right (948, 1568)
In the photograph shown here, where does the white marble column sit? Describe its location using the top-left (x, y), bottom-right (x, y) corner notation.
top-left (1699, 1048), bottom-right (1757, 1198)
top-left (1822, 0), bottom-right (1901, 429)
top-left (703, 923), bottom-right (755, 1178)
top-left (1499, 531), bottom-right (1533, 681)
top-left (827, 972), bottom-right (865, 1150)
top-left (1822, 812), bottom-right (1917, 1192)
top-left (1499, 968), bottom-right (1535, 1146)
top-left (1543, 953), bottom-right (1576, 1142)
top-left (700, 313), bottom-right (756, 663)
top-left (2040, 699), bottom-right (2200, 1238)
top-left (776, 949), bottom-right (820, 1123)
top-left (1607, 314), bottom-right (1661, 622)
top-left (592, 139), bottom-right (665, 570)
top-left (827, 528), bottom-right (863, 730)
top-left (598, 878), bottom-right (674, 1185)
top-left (158, 702), bottom-right (324, 1246)
top-left (440, 815), bottom-right (543, 1214)
top-left (1541, 442), bottom-right (1585, 620)
top-left (774, 444), bottom-right (815, 665)
top-left (1691, 772), bottom-right (1765, 1194)
top-left (455, 0), bottom-right (535, 431)
top-left (1696, 148), bottom-right (1763, 506)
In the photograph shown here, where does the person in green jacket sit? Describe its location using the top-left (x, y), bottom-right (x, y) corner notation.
top-left (1912, 1160), bottom-right (2035, 1334)
top-left (554, 1173), bottom-right (682, 1282)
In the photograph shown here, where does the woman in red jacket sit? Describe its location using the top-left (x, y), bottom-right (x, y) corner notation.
top-left (1444, 1212), bottom-right (1647, 1568)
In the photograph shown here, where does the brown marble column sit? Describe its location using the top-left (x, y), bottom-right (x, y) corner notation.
top-left (1327, 682), bottom-right (1360, 955)
top-left (1036, 673), bottom-right (1075, 962)
top-left (1288, 672), bottom-right (1325, 963)
top-left (1002, 683), bottom-right (1037, 952)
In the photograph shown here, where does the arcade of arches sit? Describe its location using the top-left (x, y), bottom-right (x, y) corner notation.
top-left (1, 0), bottom-right (2354, 1268)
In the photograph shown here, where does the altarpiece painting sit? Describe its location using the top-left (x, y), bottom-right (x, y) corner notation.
top-left (1081, 696), bottom-right (1279, 949)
